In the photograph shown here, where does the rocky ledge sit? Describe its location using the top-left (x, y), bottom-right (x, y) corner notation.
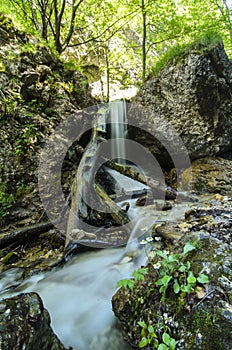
top-left (128, 42), bottom-right (232, 168)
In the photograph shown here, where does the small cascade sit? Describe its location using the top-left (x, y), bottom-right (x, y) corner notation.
top-left (109, 100), bottom-right (127, 164)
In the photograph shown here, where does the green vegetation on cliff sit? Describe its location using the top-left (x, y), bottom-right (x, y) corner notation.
top-left (0, 0), bottom-right (231, 98)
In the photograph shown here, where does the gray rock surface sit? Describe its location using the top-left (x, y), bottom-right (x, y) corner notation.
top-left (128, 43), bottom-right (232, 168)
top-left (0, 292), bottom-right (67, 350)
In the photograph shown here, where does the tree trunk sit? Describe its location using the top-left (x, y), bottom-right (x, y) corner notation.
top-left (95, 184), bottom-right (129, 225)
top-left (0, 222), bottom-right (53, 249)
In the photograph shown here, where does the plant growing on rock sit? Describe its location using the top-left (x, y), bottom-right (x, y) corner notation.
top-left (116, 267), bottom-right (148, 291)
top-left (115, 241), bottom-right (209, 349)
top-left (0, 184), bottom-right (15, 220)
top-left (138, 320), bottom-right (177, 349)
top-left (154, 242), bottom-right (209, 302)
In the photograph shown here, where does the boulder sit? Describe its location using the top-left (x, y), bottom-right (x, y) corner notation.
top-left (112, 196), bottom-right (232, 350)
top-left (128, 43), bottom-right (232, 168)
top-left (0, 292), bottom-right (67, 350)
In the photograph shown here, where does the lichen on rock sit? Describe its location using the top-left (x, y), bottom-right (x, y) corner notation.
top-left (0, 292), bottom-right (68, 350)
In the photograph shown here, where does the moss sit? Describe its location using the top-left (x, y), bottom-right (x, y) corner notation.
top-left (186, 304), bottom-right (232, 350)
top-left (0, 184), bottom-right (15, 220)
top-left (0, 12), bottom-right (15, 32)
top-left (151, 31), bottom-right (222, 77)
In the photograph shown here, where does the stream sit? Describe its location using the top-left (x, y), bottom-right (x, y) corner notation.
top-left (0, 200), bottom-right (189, 350)
top-left (0, 100), bottom-right (192, 349)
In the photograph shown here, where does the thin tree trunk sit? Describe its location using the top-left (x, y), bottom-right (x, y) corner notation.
top-left (141, 0), bottom-right (147, 82)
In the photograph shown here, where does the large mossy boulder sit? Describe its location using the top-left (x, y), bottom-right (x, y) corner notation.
top-left (0, 292), bottom-right (67, 350)
top-left (128, 42), bottom-right (232, 168)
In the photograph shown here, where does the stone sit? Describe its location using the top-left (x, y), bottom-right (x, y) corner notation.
top-left (181, 156), bottom-right (232, 195)
top-left (128, 43), bottom-right (232, 168)
top-left (112, 196), bottom-right (232, 350)
top-left (0, 292), bottom-right (67, 350)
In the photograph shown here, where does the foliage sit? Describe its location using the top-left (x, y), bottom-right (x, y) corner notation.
top-left (116, 267), bottom-right (148, 291)
top-left (151, 30), bottom-right (223, 76)
top-left (0, 184), bottom-right (15, 218)
top-left (154, 242), bottom-right (209, 301)
top-left (0, 0), bottom-right (231, 97)
top-left (138, 320), bottom-right (177, 349)
top-left (115, 241), bottom-right (209, 349)
top-left (14, 124), bottom-right (38, 156)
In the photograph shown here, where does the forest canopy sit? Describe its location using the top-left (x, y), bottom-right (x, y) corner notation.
top-left (0, 0), bottom-right (231, 100)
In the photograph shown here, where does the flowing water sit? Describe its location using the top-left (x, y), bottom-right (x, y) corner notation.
top-left (0, 101), bottom-right (191, 349)
top-left (0, 232), bottom-right (150, 350)
top-left (0, 200), bottom-right (189, 350)
top-left (109, 100), bottom-right (127, 163)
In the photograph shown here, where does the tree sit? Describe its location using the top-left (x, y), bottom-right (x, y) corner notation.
top-left (7, 0), bottom-right (84, 53)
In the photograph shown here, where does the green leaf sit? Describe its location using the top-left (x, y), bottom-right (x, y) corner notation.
top-left (162, 332), bottom-right (171, 345)
top-left (181, 284), bottom-right (192, 293)
top-left (170, 338), bottom-right (177, 350)
top-left (148, 325), bottom-right (155, 333)
top-left (168, 254), bottom-right (179, 263)
top-left (183, 242), bottom-right (196, 256)
top-left (138, 321), bottom-right (147, 328)
top-left (116, 279), bottom-right (135, 291)
top-left (187, 271), bottom-right (197, 284)
top-left (162, 275), bottom-right (172, 286)
top-left (139, 337), bottom-right (148, 348)
top-left (173, 281), bottom-right (180, 294)
top-left (197, 274), bottom-right (209, 284)
top-left (157, 344), bottom-right (168, 350)
top-left (132, 267), bottom-right (148, 281)
top-left (178, 264), bottom-right (186, 272)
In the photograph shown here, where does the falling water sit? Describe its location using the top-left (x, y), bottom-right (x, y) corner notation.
top-left (109, 100), bottom-right (127, 164)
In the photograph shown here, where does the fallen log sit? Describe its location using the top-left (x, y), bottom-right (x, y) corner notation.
top-left (0, 222), bottom-right (54, 249)
top-left (105, 160), bottom-right (176, 200)
top-left (66, 117), bottom-right (130, 246)
top-left (109, 188), bottom-right (150, 202)
top-left (95, 184), bottom-right (130, 225)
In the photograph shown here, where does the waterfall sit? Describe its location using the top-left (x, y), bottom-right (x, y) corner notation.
top-left (109, 100), bottom-right (127, 164)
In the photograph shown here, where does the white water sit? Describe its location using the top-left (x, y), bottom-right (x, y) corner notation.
top-left (109, 100), bottom-right (127, 163)
top-left (0, 238), bottom-right (149, 350)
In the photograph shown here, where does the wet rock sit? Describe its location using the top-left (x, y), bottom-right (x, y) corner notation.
top-left (112, 196), bottom-right (232, 349)
top-left (0, 292), bottom-right (67, 350)
top-left (129, 43), bottom-right (232, 168)
top-left (0, 228), bottom-right (64, 276)
top-left (181, 156), bottom-right (232, 195)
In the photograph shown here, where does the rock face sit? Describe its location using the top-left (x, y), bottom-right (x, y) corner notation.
top-left (0, 13), bottom-right (94, 227)
top-left (128, 42), bottom-right (232, 168)
top-left (0, 292), bottom-right (67, 350)
top-left (181, 156), bottom-right (232, 195)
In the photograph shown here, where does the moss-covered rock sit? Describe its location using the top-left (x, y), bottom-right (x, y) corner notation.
top-left (112, 196), bottom-right (232, 349)
top-left (0, 12), bottom-right (95, 228)
top-left (0, 292), bottom-right (68, 350)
